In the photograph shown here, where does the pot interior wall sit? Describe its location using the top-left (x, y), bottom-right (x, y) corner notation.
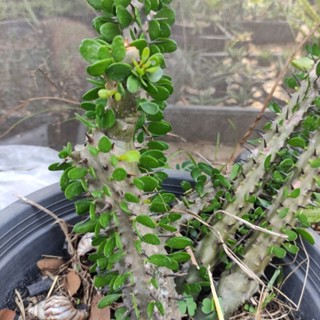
top-left (0, 177), bottom-right (319, 319)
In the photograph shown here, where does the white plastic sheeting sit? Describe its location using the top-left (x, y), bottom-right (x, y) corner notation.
top-left (0, 145), bottom-right (61, 210)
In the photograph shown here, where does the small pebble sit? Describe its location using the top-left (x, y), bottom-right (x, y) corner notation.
top-left (27, 277), bottom-right (53, 296)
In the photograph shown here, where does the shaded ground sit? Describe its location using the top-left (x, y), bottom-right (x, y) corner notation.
top-left (167, 141), bottom-right (235, 168)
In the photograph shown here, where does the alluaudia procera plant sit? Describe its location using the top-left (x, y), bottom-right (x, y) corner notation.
top-left (50, 0), bottom-right (320, 319)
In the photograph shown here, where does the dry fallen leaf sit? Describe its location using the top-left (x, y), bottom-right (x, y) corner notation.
top-left (89, 293), bottom-right (111, 320)
top-left (37, 258), bottom-right (65, 274)
top-left (65, 270), bottom-right (82, 296)
top-left (0, 309), bottom-right (16, 320)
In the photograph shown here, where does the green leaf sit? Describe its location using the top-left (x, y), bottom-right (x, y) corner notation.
top-left (279, 158), bottom-right (294, 170)
top-left (268, 101), bottom-right (281, 113)
top-left (165, 236), bottom-right (193, 249)
top-left (87, 144), bottom-right (100, 157)
top-left (147, 120), bottom-right (172, 135)
top-left (101, 109), bottom-right (116, 129)
top-left (273, 170), bottom-right (283, 183)
top-left (110, 155), bottom-right (119, 166)
top-left (105, 62), bottom-right (132, 81)
top-left (288, 137), bottom-right (306, 149)
top-left (75, 200), bottom-right (91, 215)
top-left (297, 212), bottom-right (310, 227)
top-left (133, 178), bottom-right (145, 190)
top-left (76, 113), bottom-right (96, 129)
top-left (278, 208), bottom-right (289, 219)
top-left (134, 6), bottom-right (142, 28)
top-left (113, 273), bottom-right (129, 290)
top-left (48, 162), bottom-right (71, 171)
top-left (310, 158), bottom-right (320, 168)
top-left (291, 57), bottom-right (314, 71)
top-left (98, 294), bottom-right (122, 308)
top-left (285, 77), bottom-right (298, 89)
top-left (131, 39), bottom-right (148, 54)
top-left (270, 246), bottom-right (286, 259)
top-left (104, 236), bottom-right (116, 257)
top-left (282, 229), bottom-right (298, 241)
top-left (140, 155), bottom-right (160, 169)
top-left (100, 212), bottom-right (111, 228)
top-left (185, 297), bottom-right (197, 316)
top-left (159, 22), bottom-right (171, 38)
top-left (111, 35), bottom-right (126, 62)
top-left (154, 7), bottom-right (175, 25)
top-left (153, 38), bottom-right (177, 53)
top-left (148, 254), bottom-right (172, 267)
top-left (289, 188), bottom-right (300, 198)
top-left (142, 233), bottom-right (161, 245)
top-left (148, 85), bottom-right (170, 100)
top-left (302, 208), bottom-right (320, 223)
top-left (150, 0), bottom-right (159, 10)
top-left (149, 20), bottom-right (161, 40)
top-left (147, 141), bottom-right (169, 151)
top-left (136, 215), bottom-right (156, 228)
top-left (58, 142), bottom-right (73, 159)
top-left (264, 154), bottom-right (272, 170)
top-left (149, 52), bottom-right (165, 68)
top-left (158, 222), bottom-right (177, 232)
top-left (101, 0), bottom-right (114, 12)
top-left (80, 39), bottom-right (110, 63)
top-left (68, 167), bottom-right (88, 180)
top-left (73, 219), bottom-right (96, 234)
top-left (126, 75), bottom-right (140, 93)
top-left (202, 298), bottom-right (215, 314)
top-left (153, 192), bottom-right (176, 204)
top-left (137, 176), bottom-right (159, 191)
top-left (98, 136), bottom-right (112, 153)
top-left (88, 0), bottom-right (103, 10)
top-left (312, 43), bottom-right (320, 56)
top-left (100, 23), bottom-right (121, 42)
top-left (168, 252), bottom-right (191, 263)
top-left (296, 228), bottom-right (315, 245)
top-left (118, 150), bottom-right (141, 162)
top-left (109, 251), bottom-right (124, 263)
top-left (94, 274), bottom-right (113, 288)
top-left (114, 0), bottom-right (130, 6)
top-left (140, 101), bottom-right (160, 115)
top-left (155, 301), bottom-right (165, 316)
top-left (283, 243), bottom-right (299, 255)
top-left (230, 163), bottom-right (241, 180)
top-left (82, 87), bottom-right (102, 101)
top-left (116, 5), bottom-right (133, 28)
top-left (178, 300), bottom-right (187, 315)
top-left (87, 58), bottom-right (113, 76)
top-left (167, 213), bottom-right (182, 222)
top-left (147, 302), bottom-right (155, 319)
top-left (65, 182), bottom-right (85, 200)
top-left (141, 47), bottom-right (150, 64)
top-left (316, 62), bottom-right (320, 77)
top-left (146, 67), bottom-right (163, 83)
top-left (125, 192), bottom-right (140, 203)
top-left (112, 168), bottom-right (127, 181)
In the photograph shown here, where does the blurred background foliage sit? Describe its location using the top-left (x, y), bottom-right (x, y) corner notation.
top-left (0, 0), bottom-right (319, 148)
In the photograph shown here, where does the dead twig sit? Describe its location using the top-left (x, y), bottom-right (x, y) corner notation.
top-left (0, 96), bottom-right (79, 124)
top-left (16, 195), bottom-right (75, 255)
top-left (207, 265), bottom-right (225, 320)
top-left (215, 210), bottom-right (288, 239)
top-left (15, 290), bottom-right (26, 320)
top-left (47, 275), bottom-right (59, 299)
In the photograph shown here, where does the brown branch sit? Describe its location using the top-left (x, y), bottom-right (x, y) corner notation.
top-left (0, 96), bottom-right (79, 124)
top-left (228, 22), bottom-right (320, 164)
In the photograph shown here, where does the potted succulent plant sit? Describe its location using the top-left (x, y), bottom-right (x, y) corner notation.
top-left (1, 0), bottom-right (320, 319)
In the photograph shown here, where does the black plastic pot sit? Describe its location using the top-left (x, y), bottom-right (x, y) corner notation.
top-left (0, 170), bottom-right (319, 319)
